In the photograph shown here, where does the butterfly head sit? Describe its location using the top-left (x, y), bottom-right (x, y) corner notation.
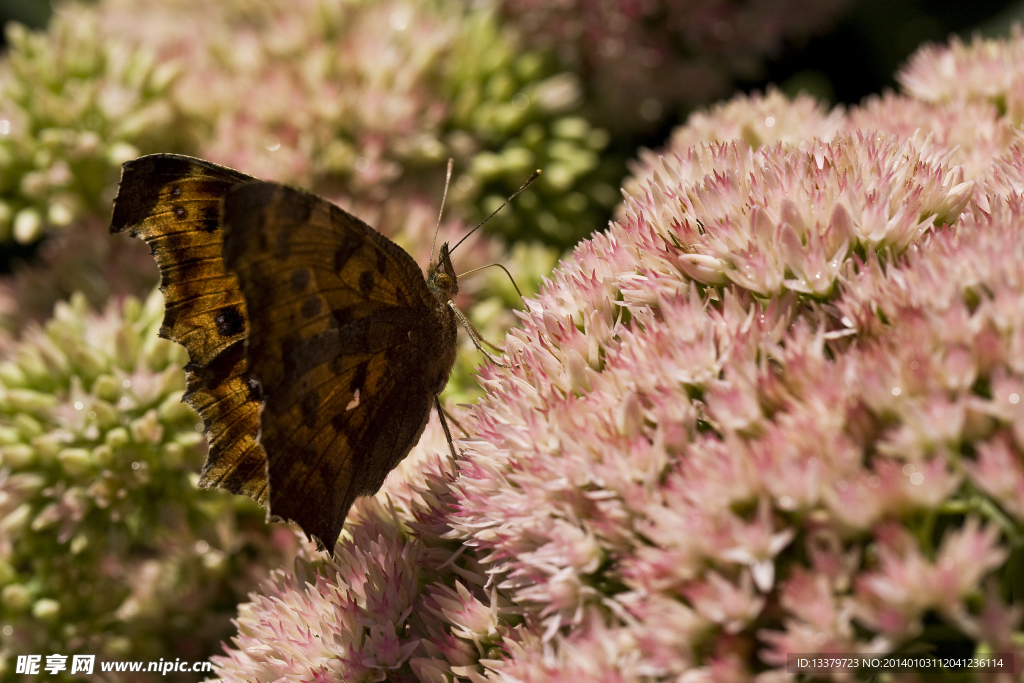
top-left (426, 242), bottom-right (459, 303)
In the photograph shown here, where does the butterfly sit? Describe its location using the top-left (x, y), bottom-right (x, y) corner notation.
top-left (110, 153), bottom-right (512, 552)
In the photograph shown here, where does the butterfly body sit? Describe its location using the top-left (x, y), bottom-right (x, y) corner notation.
top-left (111, 154), bottom-right (459, 551)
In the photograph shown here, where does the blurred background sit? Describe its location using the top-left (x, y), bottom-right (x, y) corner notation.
top-left (8, 0), bottom-right (1019, 151)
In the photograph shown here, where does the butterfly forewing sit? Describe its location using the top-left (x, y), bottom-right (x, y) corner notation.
top-left (110, 154), bottom-right (269, 506)
top-left (221, 182), bottom-right (458, 550)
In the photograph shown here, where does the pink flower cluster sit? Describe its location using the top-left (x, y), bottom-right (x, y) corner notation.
top-left (212, 27), bottom-right (1024, 683)
top-left (898, 25), bottom-right (1024, 124)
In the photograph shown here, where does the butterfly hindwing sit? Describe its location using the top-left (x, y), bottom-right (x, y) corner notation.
top-left (109, 154), bottom-right (269, 505)
top-left (221, 182), bottom-right (458, 549)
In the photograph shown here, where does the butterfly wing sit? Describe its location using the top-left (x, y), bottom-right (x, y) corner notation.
top-left (109, 154), bottom-right (270, 505)
top-left (221, 182), bottom-right (458, 550)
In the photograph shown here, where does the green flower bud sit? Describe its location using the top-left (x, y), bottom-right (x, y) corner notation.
top-left (0, 361), bottom-right (28, 388)
top-left (68, 345), bottom-right (108, 380)
top-left (12, 208), bottom-right (41, 244)
top-left (176, 429), bottom-right (203, 451)
top-left (70, 533), bottom-right (88, 554)
top-left (104, 636), bottom-right (132, 657)
top-left (93, 374), bottom-right (120, 402)
top-left (1, 584), bottom-right (31, 611)
top-left (105, 426), bottom-right (130, 449)
top-left (130, 409), bottom-right (163, 444)
top-left (30, 434), bottom-right (61, 464)
top-left (122, 296), bottom-right (143, 324)
top-left (91, 399), bottom-right (120, 429)
top-left (58, 447), bottom-right (91, 476)
top-left (32, 598), bottom-right (61, 620)
top-left (158, 391), bottom-right (194, 423)
top-left (6, 389), bottom-right (58, 415)
top-left (0, 426), bottom-right (20, 445)
top-left (107, 141), bottom-right (139, 166)
top-left (91, 444), bottom-right (114, 468)
top-left (14, 413), bottom-right (43, 440)
top-left (0, 444), bottom-right (35, 469)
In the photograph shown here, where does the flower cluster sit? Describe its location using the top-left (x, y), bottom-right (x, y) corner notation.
top-left (78, 0), bottom-right (617, 248)
top-left (898, 25), bottom-right (1024, 124)
top-left (621, 132), bottom-right (971, 300)
top-left (491, 0), bottom-right (851, 132)
top-left (210, 413), bottom-right (513, 683)
top-left (0, 0), bottom-right (606, 354)
top-left (207, 27), bottom-right (1024, 683)
top-left (0, 290), bottom-right (298, 678)
top-left (0, 7), bottom-right (193, 245)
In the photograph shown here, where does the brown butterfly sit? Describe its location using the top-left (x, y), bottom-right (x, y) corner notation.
top-left (109, 154), bottom-right (527, 552)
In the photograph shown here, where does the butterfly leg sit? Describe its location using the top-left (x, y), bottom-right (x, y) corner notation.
top-left (447, 301), bottom-right (512, 368)
top-left (435, 396), bottom-right (460, 461)
top-left (437, 400), bottom-right (469, 438)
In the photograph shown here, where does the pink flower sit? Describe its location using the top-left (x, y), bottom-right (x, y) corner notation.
top-left (964, 435), bottom-right (1024, 521)
top-left (852, 519), bottom-right (1006, 639)
top-left (898, 27), bottom-right (1024, 114)
top-left (848, 92), bottom-right (1011, 181)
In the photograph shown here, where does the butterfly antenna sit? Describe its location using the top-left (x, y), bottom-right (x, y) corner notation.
top-left (450, 169), bottom-right (541, 255)
top-left (457, 263), bottom-right (526, 303)
top-left (430, 158), bottom-right (455, 264)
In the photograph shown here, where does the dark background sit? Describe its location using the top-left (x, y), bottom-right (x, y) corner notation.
top-left (754, 0), bottom-right (1024, 106)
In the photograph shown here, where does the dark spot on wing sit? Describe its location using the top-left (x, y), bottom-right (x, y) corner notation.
top-left (215, 306), bottom-right (246, 338)
top-left (198, 203), bottom-right (221, 232)
top-left (334, 232), bottom-right (361, 272)
top-left (376, 250), bottom-right (387, 274)
top-left (350, 360), bottom-right (368, 393)
top-left (291, 268), bottom-right (310, 292)
top-left (359, 271), bottom-right (374, 297)
top-left (185, 340), bottom-right (245, 392)
top-left (173, 205), bottom-right (187, 220)
top-left (170, 185), bottom-right (182, 198)
top-left (280, 188), bottom-right (314, 225)
top-left (301, 296), bottom-right (322, 319)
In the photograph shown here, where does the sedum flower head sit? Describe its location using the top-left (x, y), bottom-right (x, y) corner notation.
top-left (0, 6), bottom-right (194, 246)
top-left (898, 25), bottom-right (1024, 123)
top-left (0, 290), bottom-right (295, 678)
top-left (621, 132), bottom-right (972, 299)
top-left (625, 87), bottom-right (844, 198)
top-left (442, 138), bottom-right (1024, 678)
top-left (88, 0), bottom-right (617, 247)
top-left (848, 91), bottom-right (1014, 182)
top-left (210, 417), bottom-right (518, 683)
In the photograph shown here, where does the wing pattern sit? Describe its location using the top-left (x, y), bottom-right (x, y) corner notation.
top-left (220, 181), bottom-right (458, 549)
top-left (110, 154), bottom-right (269, 505)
